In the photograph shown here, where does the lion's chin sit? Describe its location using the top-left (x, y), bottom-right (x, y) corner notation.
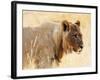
top-left (78, 48), bottom-right (82, 52)
top-left (73, 48), bottom-right (82, 53)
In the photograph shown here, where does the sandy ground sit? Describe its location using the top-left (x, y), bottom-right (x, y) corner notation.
top-left (22, 11), bottom-right (91, 69)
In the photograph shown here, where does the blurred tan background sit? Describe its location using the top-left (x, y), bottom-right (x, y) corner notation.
top-left (23, 10), bottom-right (91, 69)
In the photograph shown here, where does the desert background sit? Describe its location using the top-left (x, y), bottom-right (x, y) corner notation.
top-left (22, 10), bottom-right (91, 69)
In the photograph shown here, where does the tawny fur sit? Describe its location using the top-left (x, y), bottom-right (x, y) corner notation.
top-left (22, 20), bottom-right (83, 69)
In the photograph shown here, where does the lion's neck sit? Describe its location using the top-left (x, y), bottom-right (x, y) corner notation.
top-left (62, 37), bottom-right (73, 54)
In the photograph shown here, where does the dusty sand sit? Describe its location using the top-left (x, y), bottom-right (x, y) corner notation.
top-left (22, 11), bottom-right (91, 69)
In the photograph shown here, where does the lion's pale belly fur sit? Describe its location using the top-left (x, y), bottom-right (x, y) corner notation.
top-left (23, 22), bottom-right (62, 69)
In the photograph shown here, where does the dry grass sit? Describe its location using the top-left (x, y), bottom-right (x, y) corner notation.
top-left (23, 11), bottom-right (91, 69)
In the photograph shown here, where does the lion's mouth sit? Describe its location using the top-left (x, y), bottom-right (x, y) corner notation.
top-left (78, 48), bottom-right (82, 52)
top-left (73, 48), bottom-right (82, 53)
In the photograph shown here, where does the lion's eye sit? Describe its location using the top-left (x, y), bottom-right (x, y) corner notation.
top-left (74, 34), bottom-right (78, 38)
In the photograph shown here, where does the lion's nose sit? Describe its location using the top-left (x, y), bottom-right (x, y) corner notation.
top-left (80, 45), bottom-right (83, 49)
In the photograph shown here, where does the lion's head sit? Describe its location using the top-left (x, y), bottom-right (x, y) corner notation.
top-left (62, 20), bottom-right (83, 53)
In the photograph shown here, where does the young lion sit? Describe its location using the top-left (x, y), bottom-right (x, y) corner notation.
top-left (23, 20), bottom-right (83, 69)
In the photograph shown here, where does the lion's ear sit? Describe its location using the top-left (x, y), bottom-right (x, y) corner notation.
top-left (62, 20), bottom-right (69, 31)
top-left (75, 20), bottom-right (80, 26)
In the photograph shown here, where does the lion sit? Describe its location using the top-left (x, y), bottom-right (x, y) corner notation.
top-left (22, 20), bottom-right (83, 69)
